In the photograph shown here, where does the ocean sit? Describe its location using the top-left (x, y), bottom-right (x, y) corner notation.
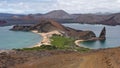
top-left (0, 26), bottom-right (42, 49)
top-left (0, 24), bottom-right (120, 49)
top-left (63, 23), bottom-right (120, 49)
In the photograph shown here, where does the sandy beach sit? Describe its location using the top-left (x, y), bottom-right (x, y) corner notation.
top-left (31, 30), bottom-right (62, 47)
top-left (74, 40), bottom-right (84, 46)
top-left (32, 30), bottom-right (85, 47)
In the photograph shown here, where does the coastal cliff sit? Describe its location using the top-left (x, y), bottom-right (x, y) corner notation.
top-left (11, 20), bottom-right (106, 42)
top-left (11, 20), bottom-right (101, 40)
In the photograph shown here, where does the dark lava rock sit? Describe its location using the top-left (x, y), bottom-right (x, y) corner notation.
top-left (10, 24), bottom-right (32, 31)
top-left (99, 27), bottom-right (106, 40)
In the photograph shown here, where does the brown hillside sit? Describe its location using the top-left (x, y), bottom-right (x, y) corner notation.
top-left (0, 47), bottom-right (119, 68)
top-left (14, 48), bottom-right (120, 68)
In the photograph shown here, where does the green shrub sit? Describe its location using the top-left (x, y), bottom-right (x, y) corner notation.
top-left (75, 47), bottom-right (90, 52)
top-left (13, 45), bottom-right (57, 51)
top-left (40, 45), bottom-right (57, 50)
top-left (50, 35), bottom-right (75, 49)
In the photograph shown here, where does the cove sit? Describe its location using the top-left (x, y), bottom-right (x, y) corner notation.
top-left (0, 26), bottom-right (42, 49)
top-left (63, 23), bottom-right (120, 49)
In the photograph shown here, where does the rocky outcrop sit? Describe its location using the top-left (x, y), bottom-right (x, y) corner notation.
top-left (10, 20), bottom-right (105, 41)
top-left (10, 24), bottom-right (32, 31)
top-left (99, 27), bottom-right (106, 40)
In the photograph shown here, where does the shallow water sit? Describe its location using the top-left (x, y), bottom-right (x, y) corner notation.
top-left (63, 23), bottom-right (120, 49)
top-left (0, 26), bottom-right (42, 49)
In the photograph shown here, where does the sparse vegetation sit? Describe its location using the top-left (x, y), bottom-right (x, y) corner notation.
top-left (50, 34), bottom-right (75, 49)
top-left (75, 47), bottom-right (90, 52)
top-left (13, 45), bottom-right (57, 51)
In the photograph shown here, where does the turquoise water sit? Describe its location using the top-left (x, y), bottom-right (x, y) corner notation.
top-left (63, 23), bottom-right (120, 49)
top-left (0, 26), bottom-right (42, 49)
top-left (1, 24), bottom-right (120, 49)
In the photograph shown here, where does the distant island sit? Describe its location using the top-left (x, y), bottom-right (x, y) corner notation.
top-left (0, 10), bottom-right (120, 26)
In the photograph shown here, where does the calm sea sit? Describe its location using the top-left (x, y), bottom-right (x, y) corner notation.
top-left (0, 24), bottom-right (120, 49)
top-left (63, 23), bottom-right (120, 49)
top-left (0, 26), bottom-right (42, 49)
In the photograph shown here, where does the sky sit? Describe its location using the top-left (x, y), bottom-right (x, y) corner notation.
top-left (0, 0), bottom-right (120, 14)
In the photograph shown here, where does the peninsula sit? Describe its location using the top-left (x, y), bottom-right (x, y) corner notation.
top-left (11, 20), bottom-right (106, 46)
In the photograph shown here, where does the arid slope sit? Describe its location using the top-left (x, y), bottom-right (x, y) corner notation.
top-left (0, 47), bottom-right (119, 68)
top-left (15, 48), bottom-right (120, 68)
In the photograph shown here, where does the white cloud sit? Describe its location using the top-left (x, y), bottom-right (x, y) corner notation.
top-left (0, 0), bottom-right (58, 14)
top-left (57, 0), bottom-right (120, 13)
top-left (0, 0), bottom-right (120, 14)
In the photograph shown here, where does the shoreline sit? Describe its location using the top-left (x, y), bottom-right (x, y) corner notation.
top-left (31, 30), bottom-right (50, 47)
top-left (74, 40), bottom-right (84, 46)
top-left (29, 32), bottom-right (92, 49)
top-left (31, 30), bottom-right (85, 47)
top-left (31, 30), bottom-right (62, 47)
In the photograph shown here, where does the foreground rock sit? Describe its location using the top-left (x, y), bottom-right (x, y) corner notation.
top-left (11, 20), bottom-right (105, 41)
top-left (0, 47), bottom-right (120, 68)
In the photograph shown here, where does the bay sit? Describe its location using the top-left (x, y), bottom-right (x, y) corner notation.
top-left (0, 26), bottom-right (42, 49)
top-left (63, 23), bottom-right (120, 49)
